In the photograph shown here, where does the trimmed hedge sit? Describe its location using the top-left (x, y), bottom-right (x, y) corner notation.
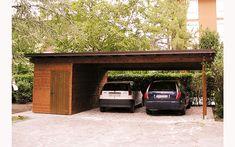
top-left (11, 72), bottom-right (215, 105)
top-left (12, 74), bottom-right (33, 104)
top-left (108, 73), bottom-right (193, 95)
top-left (108, 72), bottom-right (215, 105)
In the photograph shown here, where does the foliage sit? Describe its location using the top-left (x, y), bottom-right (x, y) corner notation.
top-left (108, 72), bottom-right (193, 94)
top-left (12, 74), bottom-right (33, 104)
top-left (146, 0), bottom-right (190, 49)
top-left (12, 115), bottom-right (29, 123)
top-left (12, 0), bottom-right (190, 102)
top-left (190, 71), bottom-right (215, 106)
top-left (61, 0), bottom-right (151, 52)
top-left (12, 0), bottom-right (190, 53)
top-left (199, 29), bottom-right (223, 118)
top-left (199, 28), bottom-right (220, 50)
top-left (109, 71), bottom-right (215, 106)
top-left (211, 43), bottom-right (223, 117)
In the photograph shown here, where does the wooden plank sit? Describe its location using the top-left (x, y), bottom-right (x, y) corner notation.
top-left (32, 63), bottom-right (72, 114)
top-left (202, 63), bottom-right (207, 119)
top-left (31, 55), bottom-right (212, 64)
top-left (50, 71), bottom-right (70, 114)
top-left (71, 65), bottom-right (108, 114)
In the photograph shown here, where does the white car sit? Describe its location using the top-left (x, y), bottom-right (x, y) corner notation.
top-left (99, 81), bottom-right (143, 113)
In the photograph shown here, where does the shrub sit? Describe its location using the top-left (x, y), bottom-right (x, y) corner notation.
top-left (12, 74), bottom-right (33, 104)
top-left (109, 72), bottom-right (215, 106)
top-left (199, 28), bottom-right (220, 50)
top-left (199, 29), bottom-right (223, 118)
top-left (190, 72), bottom-right (215, 105)
top-left (108, 72), bottom-right (193, 95)
top-left (211, 43), bottom-right (223, 118)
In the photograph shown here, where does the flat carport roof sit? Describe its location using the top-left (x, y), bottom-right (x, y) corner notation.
top-left (27, 49), bottom-right (215, 70)
top-left (26, 49), bottom-right (215, 118)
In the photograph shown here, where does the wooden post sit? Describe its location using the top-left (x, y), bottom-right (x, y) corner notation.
top-left (202, 62), bottom-right (207, 119)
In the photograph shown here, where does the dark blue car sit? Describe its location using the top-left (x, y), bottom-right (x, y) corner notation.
top-left (144, 80), bottom-right (191, 115)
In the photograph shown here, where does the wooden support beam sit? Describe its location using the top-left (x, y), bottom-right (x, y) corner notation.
top-left (202, 62), bottom-right (207, 119)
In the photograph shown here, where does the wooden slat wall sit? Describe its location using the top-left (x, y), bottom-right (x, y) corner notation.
top-left (50, 71), bottom-right (70, 114)
top-left (32, 63), bottom-right (72, 114)
top-left (72, 64), bottom-right (107, 114)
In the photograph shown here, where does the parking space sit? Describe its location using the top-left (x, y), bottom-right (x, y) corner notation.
top-left (13, 106), bottom-right (223, 147)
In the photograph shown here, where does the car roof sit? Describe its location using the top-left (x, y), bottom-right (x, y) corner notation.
top-left (106, 81), bottom-right (134, 84)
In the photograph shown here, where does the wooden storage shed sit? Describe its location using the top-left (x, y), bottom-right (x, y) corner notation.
top-left (26, 50), bottom-right (215, 117)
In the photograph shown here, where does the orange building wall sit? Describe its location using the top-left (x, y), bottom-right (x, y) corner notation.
top-left (198, 0), bottom-right (217, 31)
top-left (32, 63), bottom-right (73, 114)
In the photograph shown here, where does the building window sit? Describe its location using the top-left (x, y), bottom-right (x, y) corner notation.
top-left (217, 20), bottom-right (224, 42)
top-left (187, 0), bottom-right (199, 20)
top-left (216, 0), bottom-right (224, 18)
top-left (187, 21), bottom-right (199, 45)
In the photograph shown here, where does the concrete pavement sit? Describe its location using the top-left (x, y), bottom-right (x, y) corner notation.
top-left (12, 107), bottom-right (223, 147)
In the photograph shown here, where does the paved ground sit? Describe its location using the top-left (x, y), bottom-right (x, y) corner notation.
top-left (12, 106), bottom-right (223, 147)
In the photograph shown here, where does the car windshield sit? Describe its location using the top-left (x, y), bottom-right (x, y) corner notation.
top-left (103, 83), bottom-right (129, 91)
top-left (149, 82), bottom-right (176, 91)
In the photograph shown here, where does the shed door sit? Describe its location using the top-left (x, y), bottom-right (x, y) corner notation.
top-left (50, 71), bottom-right (70, 114)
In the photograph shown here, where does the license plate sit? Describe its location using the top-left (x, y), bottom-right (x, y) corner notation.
top-left (156, 95), bottom-right (168, 98)
top-left (109, 94), bottom-right (121, 97)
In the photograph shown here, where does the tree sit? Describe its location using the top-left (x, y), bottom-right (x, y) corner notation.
top-left (199, 29), bottom-right (223, 118)
top-left (12, 0), bottom-right (191, 103)
top-left (199, 28), bottom-right (220, 50)
top-left (211, 43), bottom-right (223, 118)
top-left (53, 0), bottom-right (151, 52)
top-left (13, 0), bottom-right (190, 54)
top-left (145, 0), bottom-right (190, 50)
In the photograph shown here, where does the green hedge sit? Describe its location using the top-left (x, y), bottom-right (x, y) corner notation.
top-left (108, 72), bottom-right (215, 105)
top-left (11, 72), bottom-right (216, 106)
top-left (108, 73), bottom-right (193, 95)
top-left (12, 74), bottom-right (33, 104)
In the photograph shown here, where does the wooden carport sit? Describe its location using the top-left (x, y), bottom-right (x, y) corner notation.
top-left (27, 50), bottom-right (215, 118)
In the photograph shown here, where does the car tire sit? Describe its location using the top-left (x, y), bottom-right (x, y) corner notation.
top-left (146, 108), bottom-right (151, 115)
top-left (130, 104), bottom-right (135, 113)
top-left (186, 102), bottom-right (192, 109)
top-left (180, 107), bottom-right (186, 115)
top-left (141, 100), bottom-right (144, 107)
top-left (100, 107), bottom-right (105, 112)
top-left (138, 101), bottom-right (144, 108)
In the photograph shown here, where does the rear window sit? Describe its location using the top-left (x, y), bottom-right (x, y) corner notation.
top-left (102, 83), bottom-right (129, 91)
top-left (149, 82), bottom-right (176, 91)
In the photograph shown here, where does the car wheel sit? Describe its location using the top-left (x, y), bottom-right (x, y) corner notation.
top-left (141, 100), bottom-right (144, 107)
top-left (100, 107), bottom-right (105, 112)
top-left (180, 107), bottom-right (186, 115)
top-left (138, 101), bottom-right (144, 108)
top-left (130, 104), bottom-right (135, 113)
top-left (146, 108), bottom-right (151, 115)
top-left (186, 102), bottom-right (192, 109)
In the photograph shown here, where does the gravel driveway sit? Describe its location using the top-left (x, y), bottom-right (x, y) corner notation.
top-left (12, 106), bottom-right (223, 147)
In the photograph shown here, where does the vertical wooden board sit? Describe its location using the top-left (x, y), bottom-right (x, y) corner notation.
top-left (202, 63), bottom-right (207, 119)
top-left (32, 65), bottom-right (51, 113)
top-left (50, 71), bottom-right (70, 114)
top-left (71, 64), bottom-right (108, 114)
top-left (32, 63), bottom-right (72, 114)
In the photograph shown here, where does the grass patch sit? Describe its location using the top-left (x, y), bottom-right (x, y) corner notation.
top-left (12, 115), bottom-right (29, 123)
